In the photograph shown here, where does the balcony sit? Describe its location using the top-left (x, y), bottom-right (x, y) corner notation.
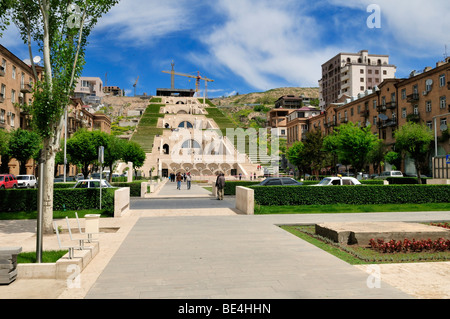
top-left (360, 110), bottom-right (370, 118)
top-left (406, 113), bottom-right (420, 123)
top-left (0, 66), bottom-right (5, 77)
top-left (20, 82), bottom-right (33, 94)
top-left (385, 101), bottom-right (397, 109)
top-left (377, 105), bottom-right (387, 113)
top-left (377, 118), bottom-right (397, 129)
top-left (407, 93), bottom-right (419, 103)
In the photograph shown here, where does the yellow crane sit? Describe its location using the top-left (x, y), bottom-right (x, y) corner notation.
top-left (162, 61), bottom-right (214, 99)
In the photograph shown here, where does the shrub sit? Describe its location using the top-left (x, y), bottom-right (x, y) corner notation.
top-left (224, 181), bottom-right (260, 195)
top-left (250, 185), bottom-right (450, 206)
top-left (0, 188), bottom-right (116, 214)
top-left (111, 181), bottom-right (142, 197)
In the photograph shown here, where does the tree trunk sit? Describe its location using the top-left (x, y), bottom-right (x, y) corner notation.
top-left (42, 138), bottom-right (57, 234)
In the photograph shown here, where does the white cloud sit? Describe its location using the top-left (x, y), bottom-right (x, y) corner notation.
top-left (191, 0), bottom-right (339, 90)
top-left (94, 0), bottom-right (198, 45)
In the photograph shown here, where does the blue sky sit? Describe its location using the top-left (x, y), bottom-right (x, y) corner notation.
top-left (1, 0), bottom-right (450, 98)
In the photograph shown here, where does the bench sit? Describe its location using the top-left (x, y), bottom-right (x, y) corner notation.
top-left (0, 247), bottom-right (22, 285)
top-left (54, 222), bottom-right (83, 260)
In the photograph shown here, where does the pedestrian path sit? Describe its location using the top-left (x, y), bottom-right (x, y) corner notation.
top-left (149, 180), bottom-right (212, 198)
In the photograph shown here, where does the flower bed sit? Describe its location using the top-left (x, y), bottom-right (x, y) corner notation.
top-left (369, 238), bottom-right (450, 254)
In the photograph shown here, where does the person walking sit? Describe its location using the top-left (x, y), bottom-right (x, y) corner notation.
top-left (176, 172), bottom-right (182, 190)
top-left (186, 172), bottom-right (191, 190)
top-left (216, 173), bottom-right (225, 200)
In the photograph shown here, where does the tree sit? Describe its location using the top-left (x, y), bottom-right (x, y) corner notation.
top-left (0, 130), bottom-right (11, 173)
top-left (104, 135), bottom-right (127, 182)
top-left (1, 0), bottom-right (118, 233)
top-left (66, 130), bottom-right (109, 179)
top-left (8, 128), bottom-right (41, 174)
top-left (394, 122), bottom-right (434, 183)
top-left (384, 151), bottom-right (402, 171)
top-left (367, 139), bottom-right (387, 174)
top-left (122, 141), bottom-right (146, 178)
top-left (302, 128), bottom-right (327, 177)
top-left (332, 123), bottom-right (380, 173)
top-left (286, 141), bottom-right (307, 179)
top-left (322, 131), bottom-right (340, 175)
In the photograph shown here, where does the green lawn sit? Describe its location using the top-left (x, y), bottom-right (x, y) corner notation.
top-left (0, 209), bottom-right (107, 220)
top-left (256, 203), bottom-right (450, 215)
top-left (17, 250), bottom-right (68, 264)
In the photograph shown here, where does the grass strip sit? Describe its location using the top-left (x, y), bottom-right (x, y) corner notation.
top-left (17, 250), bottom-right (68, 264)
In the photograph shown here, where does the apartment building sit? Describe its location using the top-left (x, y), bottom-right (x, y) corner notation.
top-left (308, 58), bottom-right (450, 175)
top-left (0, 44), bottom-right (42, 132)
top-left (74, 77), bottom-right (105, 104)
top-left (286, 107), bottom-right (321, 148)
top-left (319, 50), bottom-right (397, 109)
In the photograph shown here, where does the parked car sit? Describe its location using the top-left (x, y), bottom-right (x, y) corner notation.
top-left (73, 179), bottom-right (113, 189)
top-left (16, 175), bottom-right (37, 188)
top-left (314, 176), bottom-right (362, 186)
top-left (0, 174), bottom-right (18, 189)
top-left (258, 177), bottom-right (303, 186)
top-left (375, 171), bottom-right (404, 179)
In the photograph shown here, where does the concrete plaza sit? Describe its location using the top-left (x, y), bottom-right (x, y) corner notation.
top-left (1, 181), bottom-right (450, 299)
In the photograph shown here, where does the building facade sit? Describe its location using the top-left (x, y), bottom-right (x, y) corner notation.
top-left (308, 58), bottom-right (450, 175)
top-left (74, 77), bottom-right (105, 105)
top-left (319, 50), bottom-right (397, 109)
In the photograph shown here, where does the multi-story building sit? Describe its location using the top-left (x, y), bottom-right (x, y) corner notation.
top-left (319, 50), bottom-right (397, 109)
top-left (104, 86), bottom-right (123, 97)
top-left (308, 58), bottom-right (450, 176)
top-left (286, 107), bottom-right (321, 148)
top-left (74, 77), bottom-right (105, 105)
top-left (0, 44), bottom-right (43, 175)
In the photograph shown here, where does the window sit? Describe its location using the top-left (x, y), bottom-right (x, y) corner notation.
top-left (351, 108), bottom-right (354, 116)
top-left (266, 179), bottom-right (282, 186)
top-left (12, 66), bottom-right (16, 79)
top-left (441, 118), bottom-right (448, 130)
top-left (426, 121), bottom-right (433, 130)
top-left (383, 70), bottom-right (387, 75)
top-left (10, 113), bottom-right (15, 127)
top-left (373, 100), bottom-right (377, 109)
top-left (0, 109), bottom-right (5, 124)
top-left (360, 78), bottom-right (365, 82)
top-left (402, 108), bottom-right (407, 118)
top-left (360, 69), bottom-right (364, 74)
top-left (440, 96), bottom-right (446, 109)
top-left (11, 89), bottom-right (16, 103)
top-left (426, 101), bottom-right (432, 112)
top-left (1, 59), bottom-right (6, 73)
top-left (401, 89), bottom-right (406, 100)
top-left (373, 116), bottom-right (377, 126)
top-left (1, 84), bottom-right (5, 97)
top-left (440, 74), bottom-right (446, 87)
top-left (413, 105), bottom-right (419, 115)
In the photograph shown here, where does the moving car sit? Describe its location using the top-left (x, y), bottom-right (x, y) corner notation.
top-left (73, 179), bottom-right (113, 189)
top-left (0, 174), bottom-right (18, 189)
top-left (315, 176), bottom-right (362, 186)
top-left (258, 177), bottom-right (303, 186)
top-left (16, 175), bottom-right (37, 188)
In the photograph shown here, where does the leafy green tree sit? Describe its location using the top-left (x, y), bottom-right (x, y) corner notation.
top-left (384, 151), bottom-right (402, 171)
top-left (286, 141), bottom-right (307, 179)
top-left (1, 0), bottom-right (118, 233)
top-left (394, 122), bottom-right (434, 183)
top-left (322, 131), bottom-right (340, 175)
top-left (332, 123), bottom-right (380, 173)
top-left (368, 139), bottom-right (387, 174)
top-left (0, 130), bottom-right (11, 173)
top-left (104, 135), bottom-right (127, 182)
top-left (302, 128), bottom-right (327, 177)
top-left (122, 141), bottom-right (146, 178)
top-left (8, 128), bottom-right (41, 174)
top-left (66, 130), bottom-right (109, 179)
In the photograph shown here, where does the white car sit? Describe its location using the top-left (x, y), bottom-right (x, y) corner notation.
top-left (16, 175), bottom-right (37, 188)
top-left (315, 177), bottom-right (362, 186)
top-left (73, 179), bottom-right (113, 189)
top-left (375, 171), bottom-right (404, 179)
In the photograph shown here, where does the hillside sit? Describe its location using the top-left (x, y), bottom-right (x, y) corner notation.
top-left (211, 87), bottom-right (320, 107)
top-left (209, 87), bottom-right (320, 129)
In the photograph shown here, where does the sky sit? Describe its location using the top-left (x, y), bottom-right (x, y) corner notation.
top-left (1, 0), bottom-right (450, 99)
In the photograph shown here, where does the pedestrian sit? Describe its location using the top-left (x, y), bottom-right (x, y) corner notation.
top-left (176, 172), bottom-right (182, 190)
top-left (239, 173), bottom-right (242, 180)
top-left (186, 172), bottom-right (191, 190)
top-left (216, 173), bottom-right (225, 200)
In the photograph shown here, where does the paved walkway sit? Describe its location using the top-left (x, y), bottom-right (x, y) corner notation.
top-left (1, 182), bottom-right (450, 299)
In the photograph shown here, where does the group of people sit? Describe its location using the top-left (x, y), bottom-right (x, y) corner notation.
top-left (172, 172), bottom-right (192, 190)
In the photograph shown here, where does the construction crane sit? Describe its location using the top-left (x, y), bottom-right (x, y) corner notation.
top-left (133, 76), bottom-right (139, 96)
top-left (162, 61), bottom-right (214, 99)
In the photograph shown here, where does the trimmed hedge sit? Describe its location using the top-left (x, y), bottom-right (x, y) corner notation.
top-left (386, 177), bottom-right (429, 185)
top-left (0, 188), bottom-right (116, 214)
top-left (250, 185), bottom-right (450, 206)
top-left (111, 181), bottom-right (142, 197)
top-left (224, 181), bottom-right (260, 195)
